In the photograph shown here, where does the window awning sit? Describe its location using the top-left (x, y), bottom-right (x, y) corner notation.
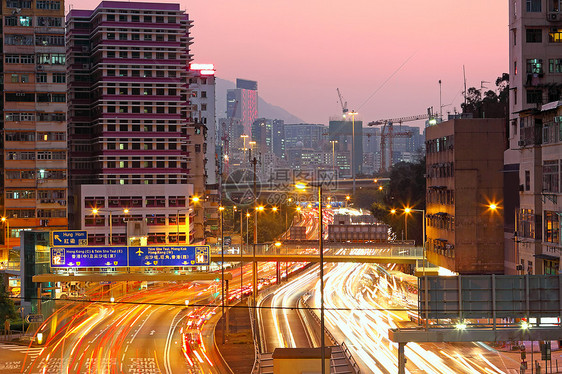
top-left (534, 253), bottom-right (559, 261)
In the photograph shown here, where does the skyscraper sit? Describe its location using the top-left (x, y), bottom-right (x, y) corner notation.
top-left (67, 1), bottom-right (202, 245)
top-left (226, 78), bottom-right (258, 140)
top-left (0, 0), bottom-right (68, 262)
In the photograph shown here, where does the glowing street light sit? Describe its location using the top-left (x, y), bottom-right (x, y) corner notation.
top-left (92, 208), bottom-right (130, 245)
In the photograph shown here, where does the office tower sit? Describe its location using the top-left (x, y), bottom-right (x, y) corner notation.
top-left (226, 78), bottom-right (258, 139)
top-left (251, 118), bottom-right (285, 158)
top-left (506, 0), bottom-right (562, 274)
top-left (67, 1), bottom-right (202, 245)
top-left (0, 0), bottom-right (68, 262)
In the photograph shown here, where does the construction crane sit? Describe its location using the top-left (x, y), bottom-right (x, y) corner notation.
top-left (368, 110), bottom-right (434, 173)
top-left (336, 88), bottom-right (349, 118)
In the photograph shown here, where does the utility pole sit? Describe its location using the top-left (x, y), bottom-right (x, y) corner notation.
top-left (250, 149), bottom-right (259, 337)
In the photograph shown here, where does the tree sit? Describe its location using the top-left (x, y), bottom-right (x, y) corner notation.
top-left (370, 158), bottom-right (426, 244)
top-left (0, 277), bottom-right (17, 330)
top-left (461, 74), bottom-right (509, 118)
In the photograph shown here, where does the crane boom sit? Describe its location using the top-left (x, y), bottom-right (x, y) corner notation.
top-left (336, 88), bottom-right (348, 117)
top-left (367, 113), bottom-right (430, 127)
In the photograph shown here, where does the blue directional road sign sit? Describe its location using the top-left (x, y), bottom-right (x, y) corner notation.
top-left (50, 246), bottom-right (128, 268)
top-left (52, 230), bottom-right (88, 247)
top-left (128, 245), bottom-right (210, 267)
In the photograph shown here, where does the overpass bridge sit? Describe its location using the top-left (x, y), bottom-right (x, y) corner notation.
top-left (210, 245), bottom-right (426, 265)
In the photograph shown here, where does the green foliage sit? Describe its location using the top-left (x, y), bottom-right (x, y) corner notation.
top-left (353, 187), bottom-right (386, 210)
top-left (461, 74), bottom-right (509, 118)
top-left (0, 277), bottom-right (17, 328)
top-left (370, 158), bottom-right (426, 244)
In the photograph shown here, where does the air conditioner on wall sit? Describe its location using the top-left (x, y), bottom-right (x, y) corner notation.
top-left (518, 140), bottom-right (525, 147)
top-left (548, 12), bottom-right (560, 21)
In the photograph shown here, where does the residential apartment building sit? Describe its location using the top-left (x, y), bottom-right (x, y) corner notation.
top-left (506, 0), bottom-right (562, 274)
top-left (66, 1), bottom-right (202, 245)
top-left (426, 119), bottom-right (505, 274)
top-left (1, 0), bottom-right (68, 262)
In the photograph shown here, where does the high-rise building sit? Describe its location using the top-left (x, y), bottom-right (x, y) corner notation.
top-left (0, 0), bottom-right (68, 262)
top-left (67, 1), bottom-right (202, 245)
top-left (189, 63), bottom-right (217, 186)
top-left (227, 78), bottom-right (258, 139)
top-left (251, 118), bottom-right (285, 158)
top-left (426, 119), bottom-right (505, 274)
top-left (505, 0), bottom-right (562, 274)
top-left (329, 119), bottom-right (363, 177)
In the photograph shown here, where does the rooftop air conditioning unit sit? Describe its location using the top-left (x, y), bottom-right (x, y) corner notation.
top-left (548, 12), bottom-right (560, 21)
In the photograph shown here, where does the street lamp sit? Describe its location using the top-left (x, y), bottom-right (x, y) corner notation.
top-left (345, 195), bottom-right (350, 208)
top-left (219, 205), bottom-right (226, 343)
top-left (296, 182), bottom-right (327, 373)
top-left (392, 207), bottom-right (426, 274)
top-left (92, 208), bottom-right (130, 245)
top-left (348, 110), bottom-right (358, 196)
top-left (329, 140), bottom-right (338, 172)
top-left (1, 217), bottom-right (9, 265)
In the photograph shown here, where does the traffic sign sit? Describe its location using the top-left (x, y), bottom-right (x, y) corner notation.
top-left (25, 314), bottom-right (44, 323)
top-left (128, 245), bottom-right (210, 267)
top-left (52, 231), bottom-right (88, 247)
top-left (50, 246), bottom-right (128, 268)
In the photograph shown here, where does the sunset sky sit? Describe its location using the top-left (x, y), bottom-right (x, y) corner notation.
top-left (77, 0), bottom-right (508, 124)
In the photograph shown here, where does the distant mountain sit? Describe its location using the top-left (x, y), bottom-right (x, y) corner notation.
top-left (215, 77), bottom-right (303, 123)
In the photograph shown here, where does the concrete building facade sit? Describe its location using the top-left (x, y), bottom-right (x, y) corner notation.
top-left (0, 0), bottom-right (68, 262)
top-left (426, 119), bottom-right (505, 274)
top-left (506, 0), bottom-right (562, 274)
top-left (66, 1), bottom-right (203, 244)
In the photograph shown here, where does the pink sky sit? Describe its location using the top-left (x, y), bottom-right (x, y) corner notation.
top-left (73, 0), bottom-right (508, 124)
top-left (186, 0), bottom-right (508, 124)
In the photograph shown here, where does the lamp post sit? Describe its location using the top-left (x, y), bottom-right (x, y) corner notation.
top-left (329, 140), bottom-right (338, 172)
top-left (296, 182), bottom-right (326, 373)
top-left (92, 208), bottom-right (129, 245)
top-left (219, 205), bottom-right (225, 344)
top-left (1, 217), bottom-right (9, 265)
top-left (349, 110), bottom-right (358, 196)
top-left (392, 207), bottom-right (426, 274)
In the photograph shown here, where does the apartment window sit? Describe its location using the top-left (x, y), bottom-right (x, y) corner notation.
top-left (550, 28), bottom-right (562, 42)
top-left (527, 88), bottom-right (543, 104)
top-left (51, 54), bottom-right (65, 64)
top-left (527, 58), bottom-right (543, 74)
top-left (36, 73), bottom-right (47, 83)
top-left (525, 170), bottom-right (530, 190)
top-left (5, 55), bottom-right (19, 64)
top-left (526, 0), bottom-right (541, 11)
top-left (526, 28), bottom-right (542, 43)
top-left (52, 73), bottom-right (65, 83)
top-left (543, 160), bottom-right (559, 192)
top-left (544, 211), bottom-right (560, 243)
